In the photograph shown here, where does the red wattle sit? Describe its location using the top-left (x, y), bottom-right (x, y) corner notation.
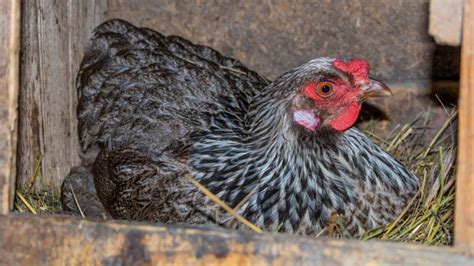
top-left (330, 102), bottom-right (361, 131)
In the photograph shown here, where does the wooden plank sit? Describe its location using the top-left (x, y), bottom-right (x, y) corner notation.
top-left (0, 215), bottom-right (472, 265)
top-left (0, 0), bottom-right (20, 214)
top-left (429, 0), bottom-right (463, 46)
top-left (17, 0), bottom-right (107, 190)
top-left (107, 0), bottom-right (459, 81)
top-left (455, 0), bottom-right (474, 251)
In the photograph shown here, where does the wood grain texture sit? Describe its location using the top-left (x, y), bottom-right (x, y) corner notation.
top-left (0, 0), bottom-right (20, 214)
top-left (455, 0), bottom-right (474, 251)
top-left (17, 0), bottom-right (107, 189)
top-left (107, 0), bottom-right (460, 81)
top-left (0, 215), bottom-right (472, 266)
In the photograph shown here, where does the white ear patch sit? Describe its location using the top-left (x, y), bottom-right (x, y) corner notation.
top-left (293, 110), bottom-right (320, 131)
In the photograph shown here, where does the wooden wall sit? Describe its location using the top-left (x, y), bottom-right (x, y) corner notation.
top-left (106, 0), bottom-right (459, 81)
top-left (17, 0), bottom-right (458, 189)
top-left (17, 0), bottom-right (107, 188)
top-left (0, 0), bottom-right (20, 213)
top-left (455, 0), bottom-right (474, 250)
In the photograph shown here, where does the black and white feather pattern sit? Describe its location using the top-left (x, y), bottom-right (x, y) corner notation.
top-left (62, 19), bottom-right (418, 237)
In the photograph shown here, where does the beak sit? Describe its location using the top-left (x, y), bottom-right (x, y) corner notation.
top-left (360, 78), bottom-right (392, 100)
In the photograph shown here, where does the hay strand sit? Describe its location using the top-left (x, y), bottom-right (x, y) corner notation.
top-left (185, 174), bottom-right (263, 233)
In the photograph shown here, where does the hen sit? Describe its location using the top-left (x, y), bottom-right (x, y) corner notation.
top-left (62, 19), bottom-right (418, 237)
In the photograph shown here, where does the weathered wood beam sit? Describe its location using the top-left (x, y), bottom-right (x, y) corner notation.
top-left (0, 215), bottom-right (472, 265)
top-left (455, 0), bottom-right (474, 251)
top-left (0, 0), bottom-right (20, 214)
top-left (17, 0), bottom-right (107, 190)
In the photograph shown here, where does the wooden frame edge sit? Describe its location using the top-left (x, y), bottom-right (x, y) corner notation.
top-left (0, 214), bottom-right (473, 265)
top-left (8, 0), bottom-right (21, 215)
top-left (0, 0), bottom-right (20, 214)
top-left (455, 0), bottom-right (474, 251)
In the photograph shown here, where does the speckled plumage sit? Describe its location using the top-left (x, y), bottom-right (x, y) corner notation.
top-left (62, 19), bottom-right (418, 237)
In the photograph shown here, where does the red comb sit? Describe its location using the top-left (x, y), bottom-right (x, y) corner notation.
top-left (333, 58), bottom-right (369, 83)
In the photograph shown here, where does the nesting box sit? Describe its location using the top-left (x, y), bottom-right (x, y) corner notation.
top-left (1, 0), bottom-right (473, 264)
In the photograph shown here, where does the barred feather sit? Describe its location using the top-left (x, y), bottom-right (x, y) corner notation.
top-left (62, 19), bottom-right (418, 237)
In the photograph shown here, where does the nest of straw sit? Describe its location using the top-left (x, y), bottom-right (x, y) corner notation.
top-left (14, 108), bottom-right (457, 246)
top-left (359, 108), bottom-right (457, 245)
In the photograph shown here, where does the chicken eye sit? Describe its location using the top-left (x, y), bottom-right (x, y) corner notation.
top-left (316, 82), bottom-right (335, 97)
